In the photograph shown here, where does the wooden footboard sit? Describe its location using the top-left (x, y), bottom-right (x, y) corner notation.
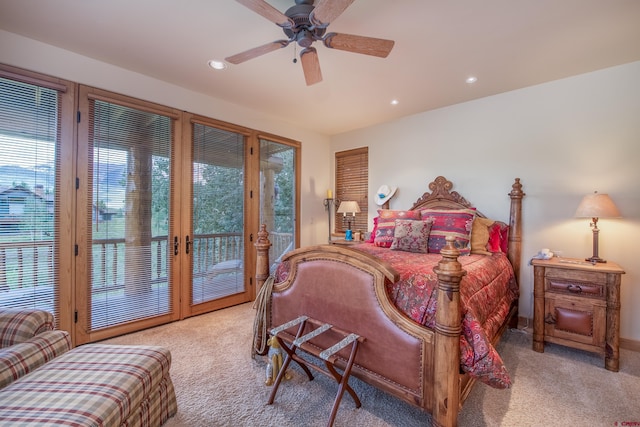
top-left (255, 234), bottom-right (466, 426)
top-left (253, 177), bottom-right (524, 427)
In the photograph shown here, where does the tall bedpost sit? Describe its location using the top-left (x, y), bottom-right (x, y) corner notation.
top-left (508, 178), bottom-right (525, 287)
top-left (255, 224), bottom-right (272, 297)
top-left (432, 236), bottom-right (466, 427)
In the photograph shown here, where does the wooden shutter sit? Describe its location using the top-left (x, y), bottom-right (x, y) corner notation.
top-left (335, 147), bottom-right (368, 233)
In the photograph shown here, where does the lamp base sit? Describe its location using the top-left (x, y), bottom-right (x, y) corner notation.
top-left (585, 256), bottom-right (606, 264)
top-left (345, 229), bottom-right (353, 241)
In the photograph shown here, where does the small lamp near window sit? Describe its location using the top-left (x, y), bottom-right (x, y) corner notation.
top-left (574, 191), bottom-right (621, 263)
top-left (337, 201), bottom-right (361, 241)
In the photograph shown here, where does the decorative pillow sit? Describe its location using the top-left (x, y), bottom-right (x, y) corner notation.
top-left (487, 221), bottom-right (509, 253)
top-left (470, 217), bottom-right (495, 255)
top-left (390, 219), bottom-right (433, 253)
top-left (420, 208), bottom-right (476, 255)
top-left (373, 209), bottom-right (421, 248)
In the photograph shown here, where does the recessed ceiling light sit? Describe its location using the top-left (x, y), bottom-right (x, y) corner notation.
top-left (466, 76), bottom-right (478, 84)
top-left (390, 99), bottom-right (399, 106)
top-left (208, 60), bottom-right (227, 70)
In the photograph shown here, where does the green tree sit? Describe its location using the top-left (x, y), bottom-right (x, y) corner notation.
top-left (193, 164), bottom-right (243, 234)
top-left (151, 156), bottom-right (170, 236)
top-left (273, 148), bottom-right (294, 233)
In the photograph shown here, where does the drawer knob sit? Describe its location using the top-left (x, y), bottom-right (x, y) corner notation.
top-left (567, 284), bottom-right (582, 294)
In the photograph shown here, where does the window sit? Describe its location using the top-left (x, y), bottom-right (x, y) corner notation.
top-left (260, 137), bottom-right (299, 270)
top-left (335, 147), bottom-right (368, 234)
top-left (0, 65), bottom-right (75, 330)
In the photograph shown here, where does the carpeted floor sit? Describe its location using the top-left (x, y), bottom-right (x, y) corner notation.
top-left (103, 302), bottom-right (640, 426)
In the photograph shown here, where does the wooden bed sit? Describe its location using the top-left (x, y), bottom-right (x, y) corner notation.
top-left (253, 176), bottom-right (524, 427)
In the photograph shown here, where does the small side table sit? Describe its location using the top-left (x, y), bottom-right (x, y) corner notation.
top-left (531, 257), bottom-right (625, 371)
top-left (330, 239), bottom-right (359, 246)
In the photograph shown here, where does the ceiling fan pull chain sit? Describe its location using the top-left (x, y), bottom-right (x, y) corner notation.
top-left (293, 43), bottom-right (298, 64)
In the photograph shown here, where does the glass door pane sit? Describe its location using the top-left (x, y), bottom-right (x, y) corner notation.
top-left (0, 77), bottom-right (60, 317)
top-left (259, 139), bottom-right (296, 273)
top-left (86, 99), bottom-right (174, 331)
top-left (191, 124), bottom-right (245, 305)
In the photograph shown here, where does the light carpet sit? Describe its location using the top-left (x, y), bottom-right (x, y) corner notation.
top-left (104, 303), bottom-right (640, 426)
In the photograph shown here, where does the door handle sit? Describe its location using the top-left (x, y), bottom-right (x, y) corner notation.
top-left (173, 236), bottom-right (179, 256)
top-left (185, 235), bottom-right (191, 255)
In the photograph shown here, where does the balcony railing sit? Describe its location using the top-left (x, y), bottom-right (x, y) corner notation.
top-left (0, 232), bottom-right (293, 306)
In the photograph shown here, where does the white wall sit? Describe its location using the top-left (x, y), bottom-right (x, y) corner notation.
top-left (0, 30), bottom-right (331, 246)
top-left (332, 61), bottom-right (640, 342)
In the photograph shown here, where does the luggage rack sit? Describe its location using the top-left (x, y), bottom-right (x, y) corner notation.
top-left (267, 315), bottom-right (365, 427)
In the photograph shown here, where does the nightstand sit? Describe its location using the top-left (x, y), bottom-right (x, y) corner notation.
top-left (330, 239), bottom-right (359, 246)
top-left (531, 257), bottom-right (625, 371)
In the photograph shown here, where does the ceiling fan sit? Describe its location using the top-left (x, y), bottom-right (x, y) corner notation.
top-left (225, 0), bottom-right (395, 86)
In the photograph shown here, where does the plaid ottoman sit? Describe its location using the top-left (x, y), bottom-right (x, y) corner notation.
top-left (0, 344), bottom-right (177, 426)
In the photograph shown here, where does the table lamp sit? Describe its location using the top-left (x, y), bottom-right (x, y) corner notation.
top-left (337, 200), bottom-right (360, 241)
top-left (574, 191), bottom-right (621, 263)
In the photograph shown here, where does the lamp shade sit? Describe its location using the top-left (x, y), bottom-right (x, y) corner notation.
top-left (575, 192), bottom-right (621, 219)
top-left (337, 200), bottom-right (361, 215)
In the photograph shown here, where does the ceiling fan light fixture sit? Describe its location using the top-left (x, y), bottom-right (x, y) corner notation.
top-left (207, 60), bottom-right (227, 70)
top-left (229, 0), bottom-right (395, 86)
top-left (296, 29), bottom-right (314, 48)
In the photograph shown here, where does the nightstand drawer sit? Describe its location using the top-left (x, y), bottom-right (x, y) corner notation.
top-left (545, 267), bottom-right (607, 285)
top-left (546, 278), bottom-right (603, 298)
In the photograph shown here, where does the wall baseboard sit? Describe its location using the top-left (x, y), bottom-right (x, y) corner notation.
top-left (620, 337), bottom-right (640, 352)
top-left (518, 317), bottom-right (639, 353)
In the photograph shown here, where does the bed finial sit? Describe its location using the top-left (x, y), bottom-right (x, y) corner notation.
top-left (509, 178), bottom-right (525, 199)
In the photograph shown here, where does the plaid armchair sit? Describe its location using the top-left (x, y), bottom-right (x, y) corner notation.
top-left (0, 308), bottom-right (71, 388)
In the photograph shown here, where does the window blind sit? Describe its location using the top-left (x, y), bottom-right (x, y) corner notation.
top-left (335, 147), bottom-right (368, 233)
top-left (0, 76), bottom-right (60, 320)
top-left (191, 122), bottom-right (245, 304)
top-left (88, 99), bottom-right (173, 330)
top-left (260, 138), bottom-right (297, 265)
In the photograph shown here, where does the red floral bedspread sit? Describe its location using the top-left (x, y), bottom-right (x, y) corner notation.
top-left (275, 243), bottom-right (518, 389)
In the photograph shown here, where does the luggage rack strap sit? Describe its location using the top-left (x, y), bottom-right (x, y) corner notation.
top-left (319, 333), bottom-right (360, 361)
top-left (270, 315), bottom-right (308, 336)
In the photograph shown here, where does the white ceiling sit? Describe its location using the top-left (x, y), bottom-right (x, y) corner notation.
top-left (1, 0), bottom-right (639, 136)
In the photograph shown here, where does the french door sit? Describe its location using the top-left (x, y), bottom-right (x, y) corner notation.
top-left (1, 65), bottom-right (299, 345)
top-left (180, 115), bottom-right (252, 317)
top-left (75, 87), bottom-right (182, 343)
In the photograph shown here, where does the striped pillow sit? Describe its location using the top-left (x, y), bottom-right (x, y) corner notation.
top-left (373, 209), bottom-right (421, 248)
top-left (420, 208), bottom-right (476, 255)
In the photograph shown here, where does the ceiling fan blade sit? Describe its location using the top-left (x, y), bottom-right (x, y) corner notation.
top-left (310, 0), bottom-right (355, 27)
top-left (225, 40), bottom-right (290, 64)
top-left (323, 32), bottom-right (395, 58)
top-left (300, 47), bottom-right (323, 86)
top-left (235, 0), bottom-right (294, 28)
